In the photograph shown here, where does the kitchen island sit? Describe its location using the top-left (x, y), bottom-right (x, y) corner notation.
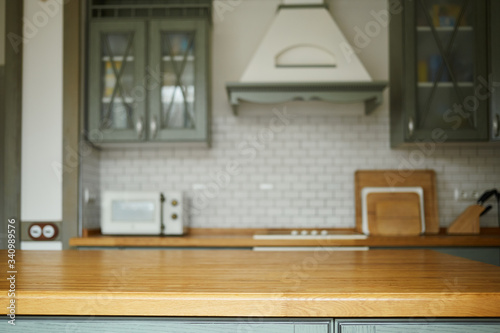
top-left (1, 249), bottom-right (500, 331)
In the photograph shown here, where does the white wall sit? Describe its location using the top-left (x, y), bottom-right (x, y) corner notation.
top-left (328, 0), bottom-right (388, 81)
top-left (0, 0), bottom-right (5, 65)
top-left (21, 0), bottom-right (63, 221)
top-left (212, 0), bottom-right (279, 116)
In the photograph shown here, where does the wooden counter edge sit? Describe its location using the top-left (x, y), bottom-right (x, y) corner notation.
top-left (2, 292), bottom-right (500, 317)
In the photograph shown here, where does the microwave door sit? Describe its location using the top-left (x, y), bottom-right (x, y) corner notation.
top-left (101, 191), bottom-right (162, 235)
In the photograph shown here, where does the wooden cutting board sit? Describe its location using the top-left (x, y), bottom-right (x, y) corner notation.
top-left (355, 170), bottom-right (439, 234)
top-left (366, 192), bottom-right (423, 236)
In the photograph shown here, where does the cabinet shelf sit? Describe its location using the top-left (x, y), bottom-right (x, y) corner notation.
top-left (416, 26), bottom-right (474, 32)
top-left (162, 55), bottom-right (195, 62)
top-left (417, 82), bottom-right (474, 88)
top-left (102, 56), bottom-right (135, 62)
top-left (102, 96), bottom-right (134, 103)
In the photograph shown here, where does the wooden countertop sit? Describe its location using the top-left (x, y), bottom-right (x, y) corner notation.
top-left (1, 249), bottom-right (500, 317)
top-left (69, 228), bottom-right (500, 248)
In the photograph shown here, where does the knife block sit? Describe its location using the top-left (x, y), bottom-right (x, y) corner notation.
top-left (447, 205), bottom-right (485, 235)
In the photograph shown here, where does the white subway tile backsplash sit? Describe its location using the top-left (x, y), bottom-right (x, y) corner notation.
top-left (300, 174), bottom-right (316, 183)
top-left (300, 191), bottom-right (317, 199)
top-left (265, 191), bottom-right (283, 200)
top-left (309, 200), bottom-right (325, 208)
top-left (317, 208), bottom-right (333, 216)
top-left (292, 182), bottom-right (308, 191)
top-left (308, 183), bottom-right (325, 191)
top-left (80, 114), bottom-right (500, 230)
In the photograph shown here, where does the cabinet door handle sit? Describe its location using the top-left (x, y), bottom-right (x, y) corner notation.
top-left (150, 116), bottom-right (158, 139)
top-left (135, 117), bottom-right (144, 139)
top-left (408, 117), bottom-right (415, 137)
top-left (493, 114), bottom-right (500, 138)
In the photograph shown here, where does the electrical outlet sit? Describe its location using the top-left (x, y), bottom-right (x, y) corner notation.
top-left (28, 223), bottom-right (59, 241)
top-left (454, 188), bottom-right (481, 201)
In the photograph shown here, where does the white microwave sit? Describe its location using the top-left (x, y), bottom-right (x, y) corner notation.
top-left (101, 191), bottom-right (186, 235)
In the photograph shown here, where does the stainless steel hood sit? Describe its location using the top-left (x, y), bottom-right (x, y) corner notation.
top-left (226, 0), bottom-right (387, 115)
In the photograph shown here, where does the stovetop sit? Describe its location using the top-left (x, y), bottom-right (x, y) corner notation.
top-left (253, 229), bottom-right (367, 240)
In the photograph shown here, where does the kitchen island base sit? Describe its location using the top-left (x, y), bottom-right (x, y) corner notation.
top-left (5, 318), bottom-right (500, 332)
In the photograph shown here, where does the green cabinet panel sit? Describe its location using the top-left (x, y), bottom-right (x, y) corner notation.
top-left (434, 247), bottom-right (500, 266)
top-left (490, 0), bottom-right (500, 141)
top-left (374, 247), bottom-right (500, 266)
top-left (390, 0), bottom-right (490, 147)
top-left (338, 324), bottom-right (500, 333)
top-left (8, 318), bottom-right (331, 333)
top-left (336, 320), bottom-right (500, 333)
top-left (87, 5), bottom-right (211, 146)
top-left (295, 323), bottom-right (333, 333)
top-left (139, 322), bottom-right (294, 333)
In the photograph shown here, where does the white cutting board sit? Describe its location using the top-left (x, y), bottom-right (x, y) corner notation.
top-left (361, 187), bottom-right (425, 235)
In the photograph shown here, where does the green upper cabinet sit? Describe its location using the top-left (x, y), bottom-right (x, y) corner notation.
top-left (86, 1), bottom-right (211, 146)
top-left (390, 0), bottom-right (491, 147)
top-left (490, 0), bottom-right (500, 141)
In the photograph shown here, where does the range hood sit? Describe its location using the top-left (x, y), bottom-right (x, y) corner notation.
top-left (226, 0), bottom-right (388, 115)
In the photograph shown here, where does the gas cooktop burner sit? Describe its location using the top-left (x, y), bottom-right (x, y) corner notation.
top-left (253, 230), bottom-right (367, 240)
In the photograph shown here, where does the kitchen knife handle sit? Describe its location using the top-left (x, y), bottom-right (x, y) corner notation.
top-left (480, 205), bottom-right (493, 217)
top-left (477, 189), bottom-right (498, 205)
top-left (493, 114), bottom-right (499, 137)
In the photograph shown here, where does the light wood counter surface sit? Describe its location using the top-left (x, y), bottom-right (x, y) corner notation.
top-left (69, 228), bottom-right (500, 248)
top-left (1, 249), bottom-right (500, 317)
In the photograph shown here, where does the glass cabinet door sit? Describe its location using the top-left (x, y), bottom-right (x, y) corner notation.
top-left (160, 32), bottom-right (195, 129)
top-left (88, 21), bottom-right (146, 142)
top-left (149, 20), bottom-right (209, 142)
top-left (405, 0), bottom-right (488, 141)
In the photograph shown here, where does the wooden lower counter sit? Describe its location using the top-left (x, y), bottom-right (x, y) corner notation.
top-left (1, 249), bottom-right (500, 317)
